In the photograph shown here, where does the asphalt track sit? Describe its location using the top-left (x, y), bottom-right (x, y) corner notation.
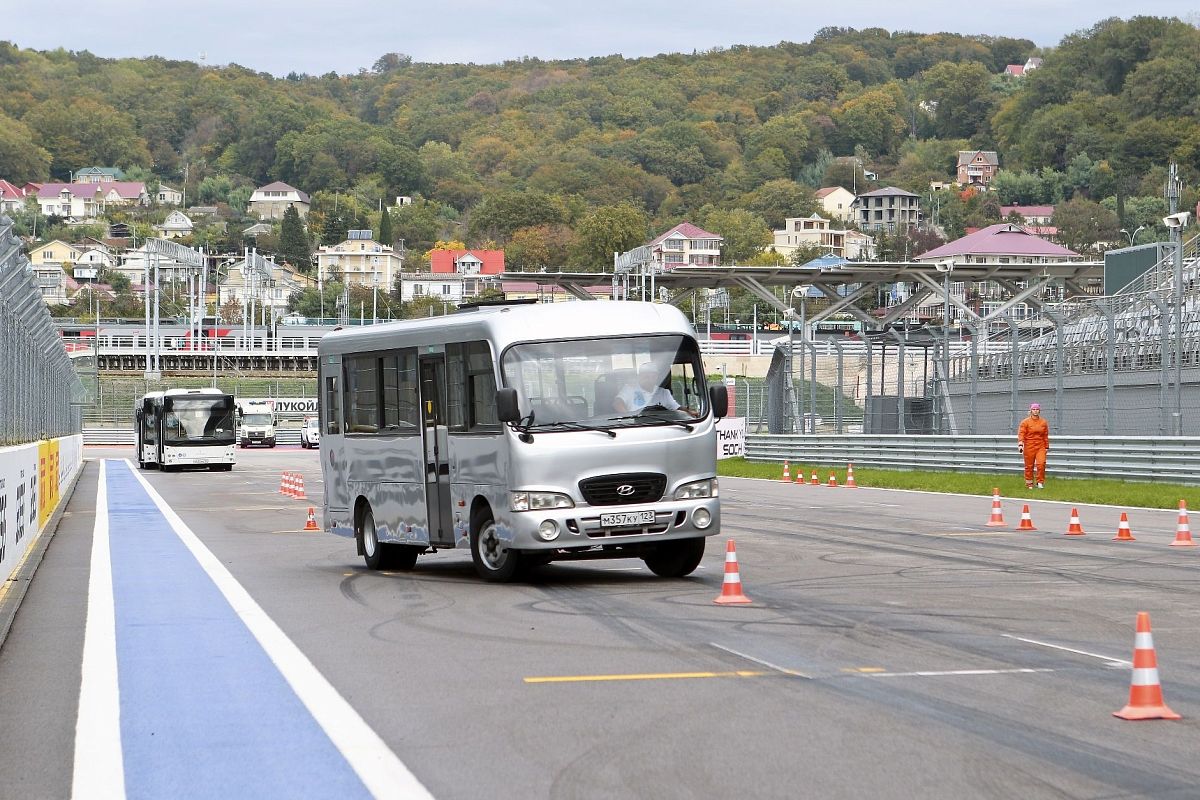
top-left (1, 447), bottom-right (1198, 799)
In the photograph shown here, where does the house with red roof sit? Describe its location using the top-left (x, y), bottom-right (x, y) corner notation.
top-left (35, 182), bottom-right (149, 218)
top-left (430, 249), bottom-right (505, 275)
top-left (915, 223), bottom-right (1079, 265)
top-left (0, 179), bottom-right (30, 213)
top-left (649, 222), bottom-right (723, 269)
top-left (957, 151), bottom-right (1000, 188)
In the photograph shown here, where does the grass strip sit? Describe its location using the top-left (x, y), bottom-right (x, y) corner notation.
top-left (717, 458), bottom-right (1199, 510)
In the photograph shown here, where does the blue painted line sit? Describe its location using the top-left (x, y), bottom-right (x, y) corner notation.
top-left (104, 460), bottom-right (372, 799)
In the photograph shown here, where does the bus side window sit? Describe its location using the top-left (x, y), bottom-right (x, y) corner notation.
top-left (382, 349), bottom-right (419, 432)
top-left (344, 357), bottom-right (380, 434)
top-left (447, 341), bottom-right (499, 433)
top-left (324, 375), bottom-right (340, 435)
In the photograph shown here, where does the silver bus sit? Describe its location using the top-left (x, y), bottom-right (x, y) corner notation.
top-left (317, 300), bottom-right (727, 582)
top-left (135, 388), bottom-right (238, 471)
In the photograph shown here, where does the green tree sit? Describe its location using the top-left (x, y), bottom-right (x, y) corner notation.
top-left (378, 205), bottom-right (394, 247)
top-left (921, 61), bottom-right (997, 139)
top-left (738, 179), bottom-right (815, 230)
top-left (469, 190), bottom-right (569, 241)
top-left (0, 112), bottom-right (51, 183)
top-left (1053, 197), bottom-right (1120, 255)
top-left (569, 203), bottom-right (649, 269)
top-left (23, 97), bottom-right (151, 177)
top-left (278, 206), bottom-right (311, 270)
top-left (696, 207), bottom-right (772, 263)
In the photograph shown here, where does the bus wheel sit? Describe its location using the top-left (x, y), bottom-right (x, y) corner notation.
top-left (360, 506), bottom-right (387, 570)
top-left (471, 510), bottom-right (520, 582)
top-left (642, 537), bottom-right (705, 578)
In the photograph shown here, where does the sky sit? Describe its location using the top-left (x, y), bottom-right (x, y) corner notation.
top-left (4, 0), bottom-right (1198, 76)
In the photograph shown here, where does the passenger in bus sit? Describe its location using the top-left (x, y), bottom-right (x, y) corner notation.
top-left (612, 362), bottom-right (697, 416)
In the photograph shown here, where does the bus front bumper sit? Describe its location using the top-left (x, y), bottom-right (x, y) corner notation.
top-left (504, 500), bottom-right (720, 551)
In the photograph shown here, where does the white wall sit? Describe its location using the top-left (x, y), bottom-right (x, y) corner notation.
top-left (0, 434), bottom-right (84, 585)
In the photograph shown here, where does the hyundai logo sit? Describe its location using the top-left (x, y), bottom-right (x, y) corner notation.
top-left (616, 484), bottom-right (635, 496)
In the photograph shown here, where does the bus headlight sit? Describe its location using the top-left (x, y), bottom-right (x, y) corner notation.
top-left (674, 478), bottom-right (718, 500)
top-left (693, 508), bottom-right (713, 529)
top-left (537, 520), bottom-right (560, 541)
top-left (511, 491), bottom-right (575, 512)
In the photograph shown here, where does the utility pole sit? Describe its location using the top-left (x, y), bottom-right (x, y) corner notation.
top-left (1167, 162), bottom-right (1183, 434)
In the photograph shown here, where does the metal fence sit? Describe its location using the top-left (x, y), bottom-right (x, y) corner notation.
top-left (0, 215), bottom-right (85, 445)
top-left (759, 235), bottom-right (1200, 438)
top-left (746, 434), bottom-right (1200, 485)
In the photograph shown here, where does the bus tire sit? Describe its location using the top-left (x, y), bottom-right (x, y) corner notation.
top-left (470, 509), bottom-right (521, 583)
top-left (359, 506), bottom-right (388, 570)
top-left (642, 537), bottom-right (705, 578)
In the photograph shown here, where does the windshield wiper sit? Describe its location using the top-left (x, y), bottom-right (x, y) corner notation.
top-left (529, 420), bottom-right (617, 438)
top-left (608, 404), bottom-right (695, 431)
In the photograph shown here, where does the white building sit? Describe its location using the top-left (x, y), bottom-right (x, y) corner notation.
top-left (395, 272), bottom-right (501, 304)
top-left (648, 222), bottom-right (723, 269)
top-left (154, 210), bottom-right (194, 239)
top-left (316, 230), bottom-right (403, 289)
top-left (813, 187), bottom-right (856, 222)
top-left (219, 258), bottom-right (315, 316)
top-left (247, 181), bottom-right (310, 220)
top-left (155, 184), bottom-right (184, 205)
top-left (771, 214), bottom-right (877, 261)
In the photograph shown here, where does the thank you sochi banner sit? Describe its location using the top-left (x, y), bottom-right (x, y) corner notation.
top-left (716, 418), bottom-right (746, 459)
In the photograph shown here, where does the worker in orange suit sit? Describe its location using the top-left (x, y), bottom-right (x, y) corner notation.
top-left (1017, 402), bottom-right (1050, 489)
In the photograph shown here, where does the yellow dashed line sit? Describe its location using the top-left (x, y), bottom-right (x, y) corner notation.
top-left (525, 670), bottom-right (768, 684)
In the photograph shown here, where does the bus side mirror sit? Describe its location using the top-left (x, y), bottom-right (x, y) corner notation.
top-left (496, 388), bottom-right (521, 423)
top-left (709, 383), bottom-right (728, 419)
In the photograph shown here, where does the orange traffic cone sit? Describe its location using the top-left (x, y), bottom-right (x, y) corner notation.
top-left (809, 470), bottom-right (819, 486)
top-left (1170, 500), bottom-right (1195, 547)
top-left (287, 472), bottom-right (298, 498)
top-left (826, 473), bottom-right (838, 488)
top-left (279, 472), bottom-right (290, 496)
top-left (794, 467), bottom-right (806, 485)
top-left (985, 488), bottom-right (1006, 527)
top-left (781, 460), bottom-right (792, 482)
top-left (304, 506), bottom-right (320, 531)
top-left (713, 539), bottom-right (752, 605)
top-left (845, 463), bottom-right (858, 488)
top-left (1017, 504), bottom-right (1037, 531)
top-left (1065, 507), bottom-right (1086, 536)
top-left (1113, 512), bottom-right (1135, 541)
top-left (294, 473), bottom-right (307, 500)
top-left (1113, 612), bottom-right (1180, 720)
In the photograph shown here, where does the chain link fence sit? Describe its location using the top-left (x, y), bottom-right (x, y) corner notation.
top-left (0, 215), bottom-right (85, 445)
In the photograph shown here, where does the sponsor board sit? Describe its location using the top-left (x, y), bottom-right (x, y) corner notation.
top-left (716, 417), bottom-right (746, 459)
top-left (0, 435), bottom-right (83, 587)
top-left (237, 397), bottom-right (318, 415)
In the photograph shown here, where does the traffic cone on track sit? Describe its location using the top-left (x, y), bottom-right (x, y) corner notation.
top-left (1170, 501), bottom-right (1195, 547)
top-left (985, 488), bottom-right (1006, 527)
top-left (1113, 612), bottom-right (1180, 720)
top-left (713, 539), bottom-right (752, 605)
top-left (279, 472), bottom-right (290, 496)
top-left (1113, 512), bottom-right (1135, 541)
top-left (809, 470), bottom-right (820, 486)
top-left (1017, 504), bottom-right (1037, 531)
top-left (1065, 508), bottom-right (1086, 536)
top-left (293, 473), bottom-right (307, 500)
top-left (845, 463), bottom-right (858, 488)
top-left (781, 460), bottom-right (792, 482)
top-left (826, 472), bottom-right (838, 488)
top-left (794, 468), bottom-right (806, 485)
top-left (304, 507), bottom-right (320, 531)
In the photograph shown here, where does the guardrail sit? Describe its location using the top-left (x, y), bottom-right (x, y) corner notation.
top-left (746, 434), bottom-right (1200, 484)
top-left (83, 428), bottom-right (306, 447)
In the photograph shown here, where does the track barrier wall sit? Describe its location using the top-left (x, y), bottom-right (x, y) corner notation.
top-left (0, 433), bottom-right (84, 586)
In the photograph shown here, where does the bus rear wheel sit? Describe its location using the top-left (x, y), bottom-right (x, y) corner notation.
top-left (471, 510), bottom-right (521, 583)
top-left (642, 537), bottom-right (705, 577)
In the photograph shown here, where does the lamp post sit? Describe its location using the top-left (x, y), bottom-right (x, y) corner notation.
top-left (1119, 226), bottom-right (1146, 247)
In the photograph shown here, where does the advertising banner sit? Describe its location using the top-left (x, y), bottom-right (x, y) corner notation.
top-left (716, 417), bottom-right (746, 459)
top-left (0, 435), bottom-right (82, 587)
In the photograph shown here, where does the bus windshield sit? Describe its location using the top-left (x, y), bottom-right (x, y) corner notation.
top-left (501, 334), bottom-right (708, 429)
top-left (163, 399), bottom-right (237, 445)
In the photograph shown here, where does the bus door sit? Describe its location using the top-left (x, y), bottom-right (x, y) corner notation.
top-left (419, 354), bottom-right (454, 546)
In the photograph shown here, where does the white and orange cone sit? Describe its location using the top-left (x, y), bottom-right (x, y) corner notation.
top-left (294, 473), bottom-right (307, 500)
top-left (1065, 507), bottom-right (1086, 536)
top-left (1113, 512), bottom-right (1135, 541)
top-left (304, 506), bottom-right (320, 531)
top-left (809, 470), bottom-right (819, 486)
top-left (985, 488), bottom-right (1006, 527)
top-left (279, 472), bottom-right (290, 496)
top-left (1017, 504), bottom-right (1037, 531)
top-left (845, 463), bottom-right (858, 488)
top-left (794, 467), bottom-right (807, 485)
top-left (826, 472), bottom-right (838, 488)
top-left (713, 539), bottom-right (752, 605)
top-left (781, 460), bottom-right (792, 482)
top-left (1113, 612), bottom-right (1180, 720)
top-left (1170, 500), bottom-right (1195, 547)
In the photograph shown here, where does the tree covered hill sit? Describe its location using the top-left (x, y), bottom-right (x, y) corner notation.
top-left (1, 16), bottom-right (1198, 265)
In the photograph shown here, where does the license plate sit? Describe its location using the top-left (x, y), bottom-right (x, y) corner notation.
top-left (600, 511), bottom-right (655, 527)
top-left (194, 459), bottom-right (209, 464)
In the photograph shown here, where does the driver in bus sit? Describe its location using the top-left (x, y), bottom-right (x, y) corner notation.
top-left (612, 362), bottom-right (698, 416)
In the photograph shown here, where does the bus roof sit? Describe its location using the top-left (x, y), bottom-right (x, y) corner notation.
top-left (317, 301), bottom-right (695, 357)
top-left (161, 388), bottom-right (232, 398)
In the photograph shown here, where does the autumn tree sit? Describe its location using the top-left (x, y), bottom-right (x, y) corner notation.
top-left (1053, 197), bottom-right (1120, 254)
top-left (569, 203), bottom-right (649, 269)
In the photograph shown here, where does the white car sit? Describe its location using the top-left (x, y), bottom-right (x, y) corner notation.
top-left (301, 417), bottom-right (321, 449)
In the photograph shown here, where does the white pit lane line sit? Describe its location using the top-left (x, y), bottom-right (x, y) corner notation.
top-left (1002, 634), bottom-right (1130, 667)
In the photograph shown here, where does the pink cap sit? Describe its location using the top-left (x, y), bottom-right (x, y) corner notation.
top-left (1030, 403), bottom-right (1040, 410)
